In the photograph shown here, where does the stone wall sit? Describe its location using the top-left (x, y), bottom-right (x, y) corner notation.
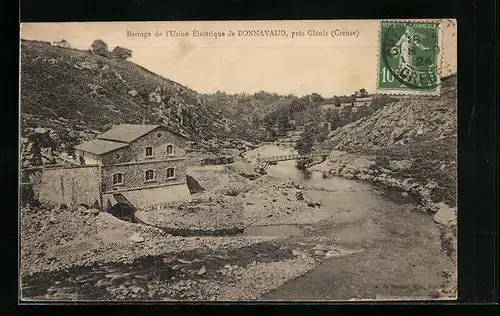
top-left (38, 166), bottom-right (101, 208)
top-left (101, 159), bottom-right (187, 194)
top-left (102, 184), bottom-right (191, 211)
top-left (75, 149), bottom-right (101, 165)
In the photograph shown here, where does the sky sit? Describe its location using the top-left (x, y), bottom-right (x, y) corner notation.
top-left (20, 20), bottom-right (457, 97)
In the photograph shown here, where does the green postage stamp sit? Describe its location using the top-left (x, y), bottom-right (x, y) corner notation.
top-left (378, 20), bottom-right (441, 95)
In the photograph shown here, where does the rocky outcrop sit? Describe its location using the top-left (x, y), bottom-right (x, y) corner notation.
top-left (328, 76), bottom-right (457, 152)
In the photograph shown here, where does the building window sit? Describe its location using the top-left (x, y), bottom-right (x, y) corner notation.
top-left (113, 173), bottom-right (123, 185)
top-left (145, 169), bottom-right (155, 181)
top-left (166, 167), bottom-right (175, 179)
top-left (145, 146), bottom-right (154, 157)
top-left (166, 144), bottom-right (174, 156)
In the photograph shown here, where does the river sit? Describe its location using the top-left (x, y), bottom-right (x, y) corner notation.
top-left (244, 143), bottom-right (454, 300)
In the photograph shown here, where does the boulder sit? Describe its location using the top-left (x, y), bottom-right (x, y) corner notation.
top-left (432, 203), bottom-right (456, 226)
top-left (344, 172), bottom-right (354, 179)
top-left (197, 266), bottom-right (206, 275)
top-left (48, 216), bottom-right (58, 224)
top-left (87, 208), bottom-right (100, 215)
top-left (389, 159), bottom-right (413, 171)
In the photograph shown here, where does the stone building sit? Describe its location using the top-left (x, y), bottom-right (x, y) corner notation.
top-left (73, 124), bottom-right (191, 209)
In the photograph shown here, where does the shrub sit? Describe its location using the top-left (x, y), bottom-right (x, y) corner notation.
top-left (295, 130), bottom-right (314, 155)
top-left (90, 39), bottom-right (109, 57)
top-left (375, 155), bottom-right (390, 169)
top-left (112, 46), bottom-right (133, 60)
top-left (52, 39), bottom-right (70, 48)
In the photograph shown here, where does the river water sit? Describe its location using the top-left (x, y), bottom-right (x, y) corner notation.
top-left (243, 143), bottom-right (364, 188)
top-left (245, 144), bottom-right (453, 301)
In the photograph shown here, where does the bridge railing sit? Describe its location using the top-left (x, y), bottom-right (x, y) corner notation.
top-left (257, 150), bottom-right (330, 163)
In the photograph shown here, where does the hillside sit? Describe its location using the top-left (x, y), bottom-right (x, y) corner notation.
top-left (20, 40), bottom-right (259, 167)
top-left (321, 75), bottom-right (457, 207)
top-left (327, 75), bottom-right (457, 153)
top-left (203, 91), bottom-right (293, 140)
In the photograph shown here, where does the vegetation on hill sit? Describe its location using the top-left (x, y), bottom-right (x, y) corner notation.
top-left (327, 75), bottom-right (458, 206)
top-left (20, 39), bottom-right (260, 167)
top-left (204, 89), bottom-right (397, 143)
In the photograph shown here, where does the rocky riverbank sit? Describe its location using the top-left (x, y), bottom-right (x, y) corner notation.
top-left (20, 204), bottom-right (279, 277)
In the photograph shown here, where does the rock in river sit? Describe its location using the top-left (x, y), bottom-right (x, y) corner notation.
top-left (197, 266), bottom-right (206, 275)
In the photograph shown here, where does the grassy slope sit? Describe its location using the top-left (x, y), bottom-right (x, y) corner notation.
top-left (20, 40), bottom-right (258, 161)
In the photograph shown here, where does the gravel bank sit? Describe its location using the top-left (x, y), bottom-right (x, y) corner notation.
top-left (20, 205), bottom-right (278, 277)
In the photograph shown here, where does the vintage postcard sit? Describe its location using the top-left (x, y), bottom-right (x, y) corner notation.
top-left (19, 19), bottom-right (457, 302)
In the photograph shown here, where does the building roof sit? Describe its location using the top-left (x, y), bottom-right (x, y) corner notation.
top-left (74, 139), bottom-right (129, 155)
top-left (97, 124), bottom-right (161, 143)
top-left (355, 96), bottom-right (373, 101)
top-left (74, 124), bottom-right (188, 155)
top-left (96, 124), bottom-right (187, 143)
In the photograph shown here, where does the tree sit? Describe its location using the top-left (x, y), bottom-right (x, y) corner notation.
top-left (341, 105), bottom-right (354, 125)
top-left (295, 129), bottom-right (314, 155)
top-left (112, 46), bottom-right (133, 60)
top-left (52, 39), bottom-right (70, 48)
top-left (334, 96), bottom-right (341, 107)
top-left (359, 88), bottom-right (368, 96)
top-left (27, 135), bottom-right (43, 166)
top-left (310, 93), bottom-right (324, 103)
top-left (295, 157), bottom-right (313, 179)
top-left (371, 94), bottom-right (395, 111)
top-left (276, 109), bottom-right (291, 133)
top-left (325, 108), bottom-right (342, 131)
top-left (316, 122), bottom-right (330, 143)
top-left (90, 39), bottom-right (109, 57)
top-left (266, 127), bottom-right (277, 141)
top-left (354, 104), bottom-right (371, 121)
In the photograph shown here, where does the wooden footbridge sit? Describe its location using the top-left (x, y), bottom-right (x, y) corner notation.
top-left (255, 150), bottom-right (330, 174)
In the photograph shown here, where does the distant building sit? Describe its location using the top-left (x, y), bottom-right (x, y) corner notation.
top-left (354, 95), bottom-right (374, 106)
top-left (320, 103), bottom-right (340, 110)
top-left (200, 156), bottom-right (234, 165)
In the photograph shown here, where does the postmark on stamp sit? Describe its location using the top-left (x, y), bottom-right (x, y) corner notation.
top-left (378, 20), bottom-right (441, 95)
